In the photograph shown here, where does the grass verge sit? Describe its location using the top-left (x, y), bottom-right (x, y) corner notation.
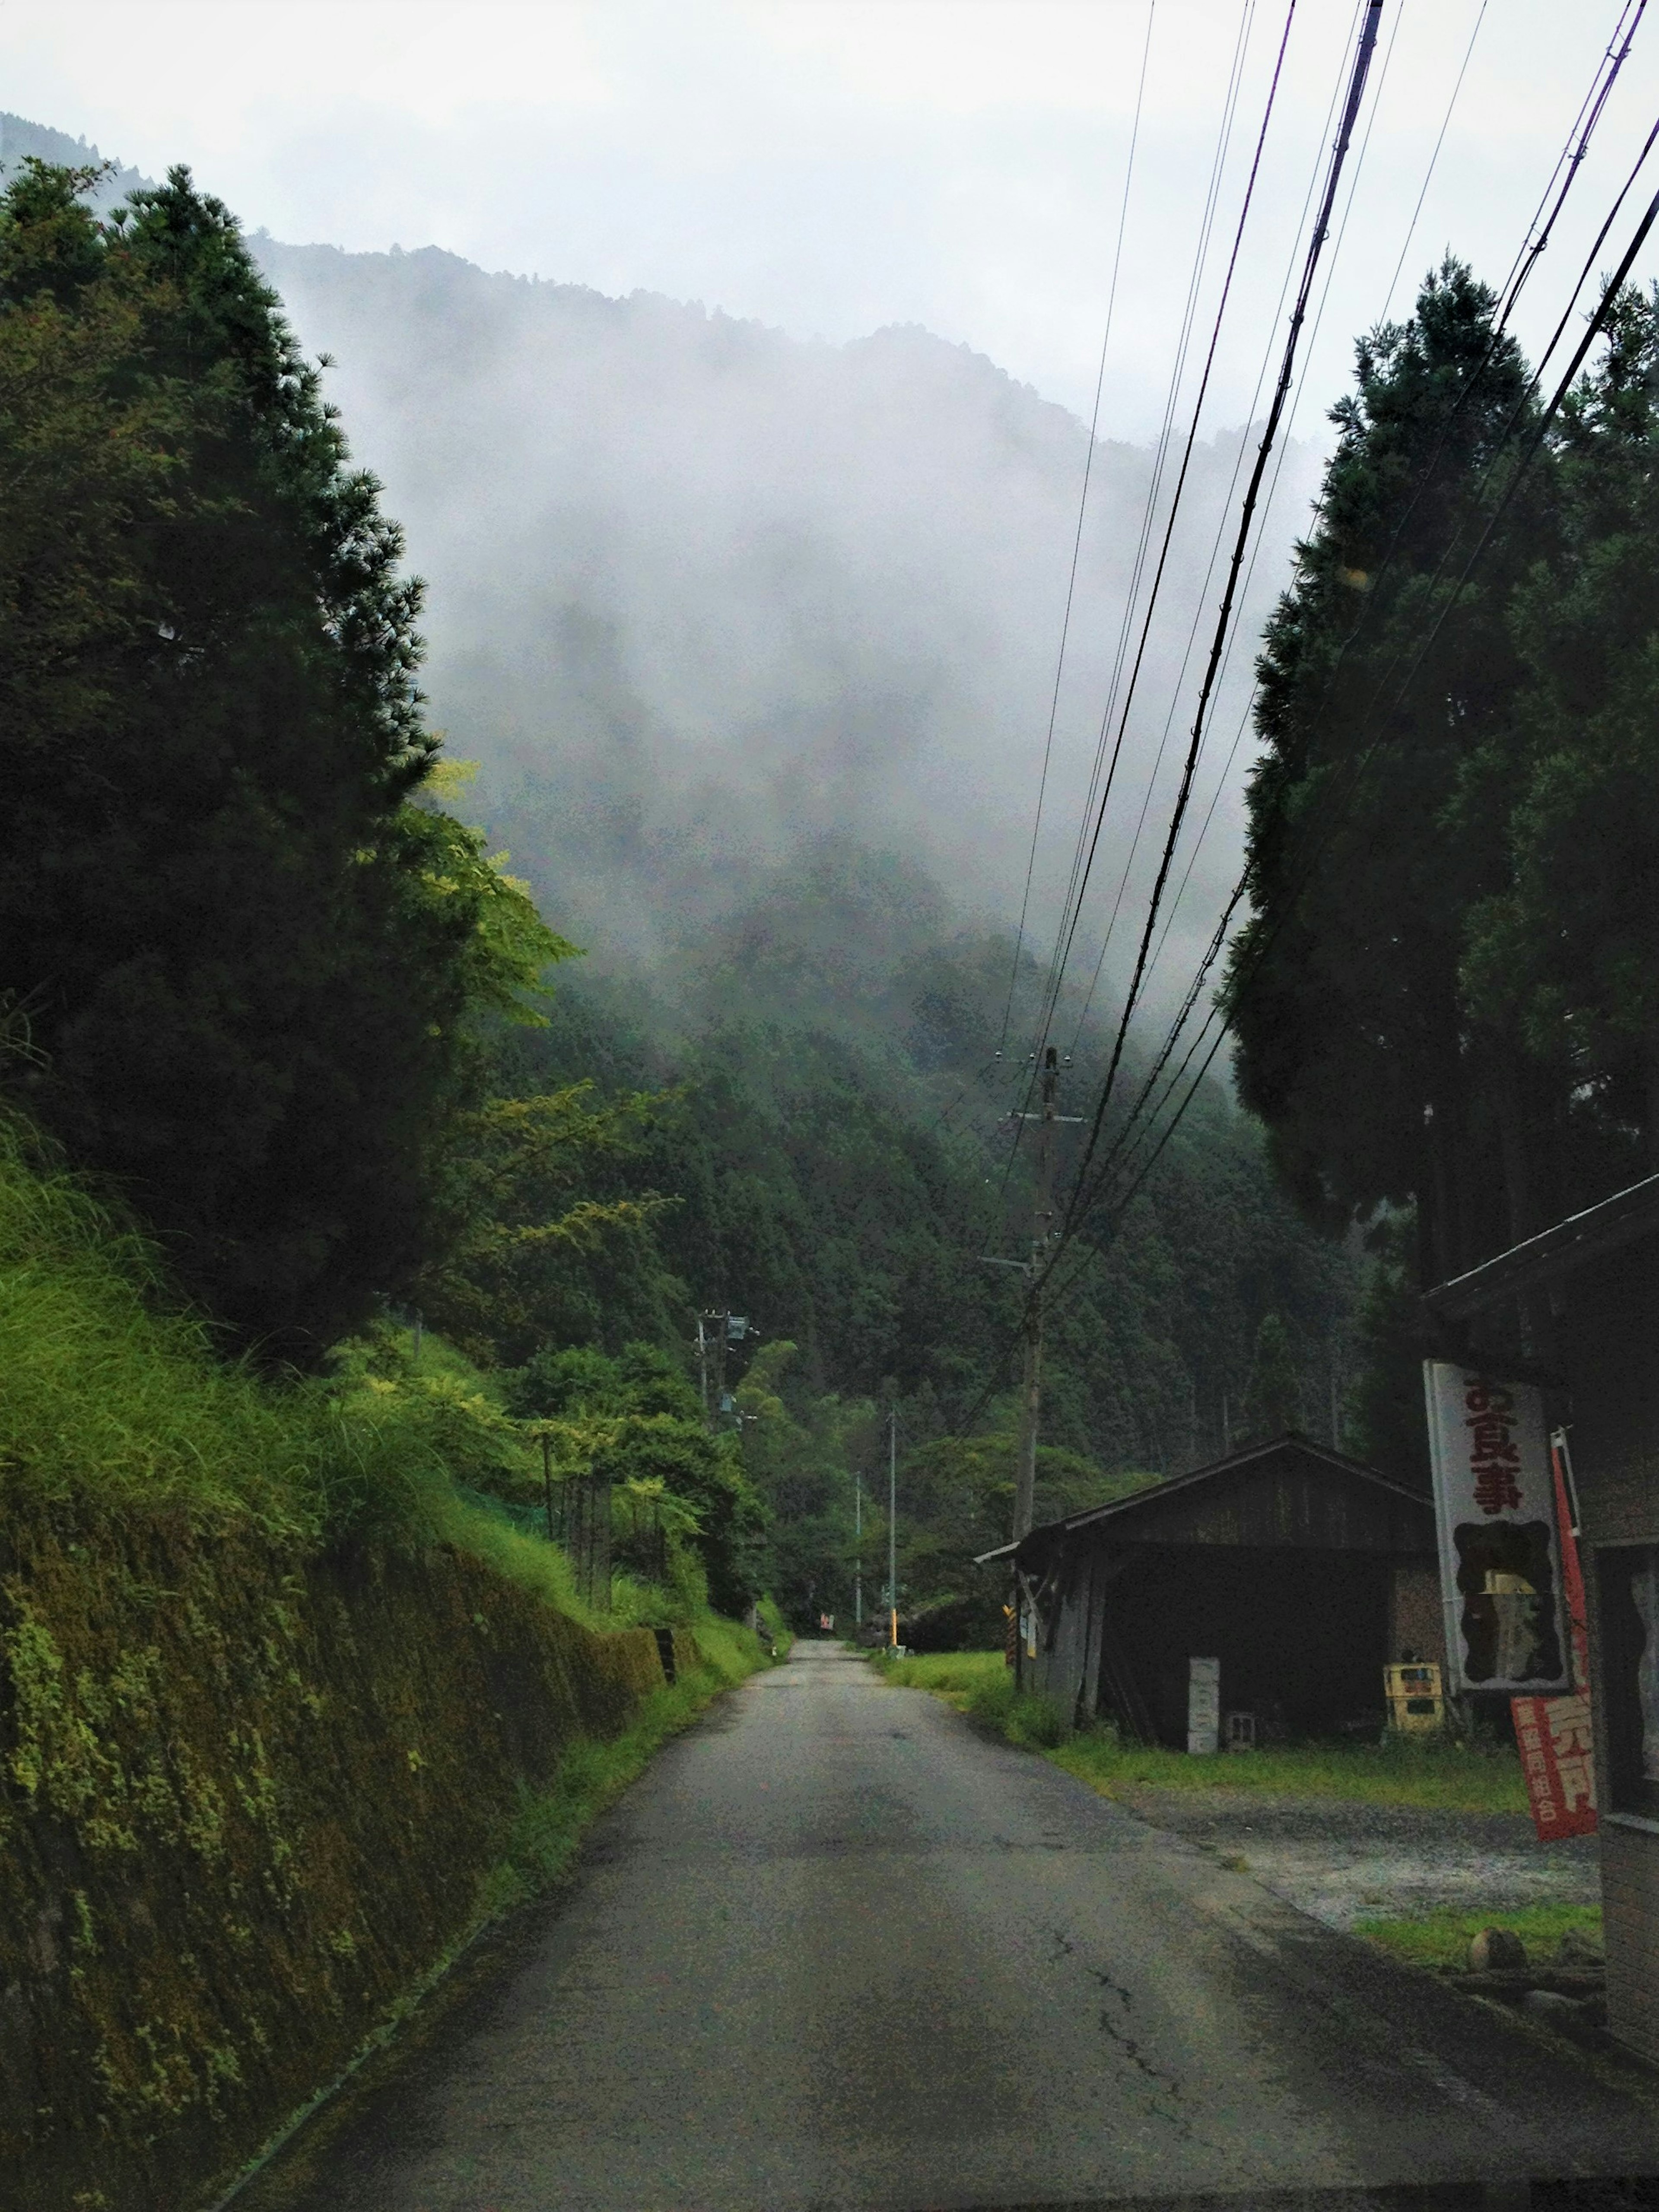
top-left (483, 1612), bottom-right (769, 1910)
top-left (1352, 1901), bottom-right (1602, 1969)
top-left (871, 1649), bottom-right (1528, 1814)
top-left (218, 1615), bottom-right (774, 2207)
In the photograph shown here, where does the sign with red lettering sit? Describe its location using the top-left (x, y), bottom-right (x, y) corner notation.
top-left (1424, 1363), bottom-right (1570, 1694)
top-left (1511, 1692), bottom-right (1599, 1838)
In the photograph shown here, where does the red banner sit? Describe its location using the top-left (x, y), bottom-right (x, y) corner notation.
top-left (1510, 1432), bottom-right (1598, 1840)
top-left (1511, 1692), bottom-right (1598, 1838)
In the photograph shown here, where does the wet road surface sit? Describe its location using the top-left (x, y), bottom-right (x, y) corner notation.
top-left (236, 1643), bottom-right (1659, 2210)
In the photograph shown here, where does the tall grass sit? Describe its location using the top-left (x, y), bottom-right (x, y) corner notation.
top-left (482, 1612), bottom-right (772, 1910)
top-left (0, 1107), bottom-right (340, 1536)
top-left (0, 1102), bottom-right (772, 1653)
top-left (873, 1648), bottom-right (1528, 1813)
top-left (0, 1105), bottom-right (528, 1548)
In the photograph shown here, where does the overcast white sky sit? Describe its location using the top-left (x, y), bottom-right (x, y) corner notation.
top-left (7, 1), bottom-right (1659, 442)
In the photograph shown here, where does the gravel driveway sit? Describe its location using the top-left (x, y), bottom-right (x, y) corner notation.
top-left (1116, 1784), bottom-right (1601, 1930)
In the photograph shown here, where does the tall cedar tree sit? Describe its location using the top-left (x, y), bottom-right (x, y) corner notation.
top-left (0, 164), bottom-right (524, 1356)
top-left (1224, 262), bottom-right (1541, 1282)
top-left (1460, 282), bottom-right (1659, 1189)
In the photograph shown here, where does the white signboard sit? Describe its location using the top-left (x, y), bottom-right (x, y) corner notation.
top-left (1187, 1655), bottom-right (1220, 1756)
top-left (1423, 1362), bottom-right (1570, 1694)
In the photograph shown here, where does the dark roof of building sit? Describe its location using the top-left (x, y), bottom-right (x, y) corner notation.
top-left (975, 1430), bottom-right (1431, 1567)
top-left (1423, 1171), bottom-right (1659, 1323)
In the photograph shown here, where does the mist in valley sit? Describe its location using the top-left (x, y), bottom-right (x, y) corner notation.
top-left (251, 231), bottom-right (1324, 1051)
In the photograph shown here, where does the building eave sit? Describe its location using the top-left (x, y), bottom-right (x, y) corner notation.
top-left (973, 1430), bottom-right (1427, 1571)
top-left (1423, 1171), bottom-right (1659, 1324)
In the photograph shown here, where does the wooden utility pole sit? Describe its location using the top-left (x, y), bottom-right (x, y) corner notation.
top-left (888, 1409), bottom-right (899, 1648)
top-left (697, 1310), bottom-right (731, 1434)
top-left (854, 1473), bottom-right (862, 1627)
top-left (696, 1312), bottom-right (713, 1424)
top-left (992, 1047), bottom-right (1082, 1543)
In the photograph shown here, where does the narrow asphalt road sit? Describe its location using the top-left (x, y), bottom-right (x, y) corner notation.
top-left (238, 1645), bottom-right (1659, 2211)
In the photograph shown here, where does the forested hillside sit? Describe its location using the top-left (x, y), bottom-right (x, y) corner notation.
top-left (0, 140), bottom-right (1364, 1647)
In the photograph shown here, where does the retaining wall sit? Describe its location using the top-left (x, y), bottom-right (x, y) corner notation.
top-left (0, 1501), bottom-right (675, 2211)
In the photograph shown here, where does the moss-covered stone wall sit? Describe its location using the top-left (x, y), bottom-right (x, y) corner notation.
top-left (0, 1502), bottom-right (670, 2211)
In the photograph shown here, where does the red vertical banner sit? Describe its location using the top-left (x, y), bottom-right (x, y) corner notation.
top-left (1511, 1692), bottom-right (1598, 1838)
top-left (1510, 1432), bottom-right (1598, 1840)
top-left (1551, 1429), bottom-right (1589, 1695)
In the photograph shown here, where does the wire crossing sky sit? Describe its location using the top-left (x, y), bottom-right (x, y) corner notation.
top-left (7, 2), bottom-right (1658, 441)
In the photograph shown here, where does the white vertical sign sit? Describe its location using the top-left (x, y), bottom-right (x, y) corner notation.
top-left (1423, 1362), bottom-right (1570, 1694)
top-left (1187, 1656), bottom-right (1220, 1755)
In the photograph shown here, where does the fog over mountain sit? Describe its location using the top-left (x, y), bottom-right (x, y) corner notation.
top-left (5, 112), bottom-right (1326, 1023)
top-left (250, 238), bottom-right (1322, 997)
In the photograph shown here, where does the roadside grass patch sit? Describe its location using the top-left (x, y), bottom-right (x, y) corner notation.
top-left (873, 1649), bottom-right (1528, 1813)
top-left (483, 1616), bottom-right (772, 1911)
top-left (1352, 1901), bottom-right (1602, 1969)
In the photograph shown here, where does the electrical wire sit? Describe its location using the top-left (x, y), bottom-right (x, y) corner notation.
top-left (1059, 0), bottom-right (1387, 1251)
top-left (1069, 0), bottom-right (1402, 1052)
top-left (995, 0), bottom-right (1156, 1064)
top-left (1023, 0), bottom-right (1279, 1044)
top-left (1087, 11), bottom-right (1658, 1183)
top-left (1379, 0), bottom-right (1488, 325)
top-left (1056, 160), bottom-right (1659, 1301)
top-left (1495, 0), bottom-right (1645, 331)
top-left (981, 0), bottom-right (1265, 1250)
top-left (953, 16), bottom-right (1659, 1444)
top-left (1026, 0), bottom-right (1300, 1070)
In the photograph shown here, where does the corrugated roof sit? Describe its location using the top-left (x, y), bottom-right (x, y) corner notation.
top-left (973, 1429), bottom-right (1428, 1567)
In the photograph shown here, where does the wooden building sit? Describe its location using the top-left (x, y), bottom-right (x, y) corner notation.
top-left (978, 1434), bottom-right (1442, 1744)
top-left (1423, 1171), bottom-right (1659, 2066)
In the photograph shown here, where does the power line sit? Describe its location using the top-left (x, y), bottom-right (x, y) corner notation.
top-left (983, 0), bottom-right (1265, 1244)
top-left (1379, 0), bottom-right (1488, 326)
top-left (1059, 159), bottom-right (1659, 1294)
top-left (995, 0), bottom-right (1156, 1063)
top-left (951, 23), bottom-right (1659, 1449)
top-left (1068, 0), bottom-right (1402, 1054)
top-left (1495, 0), bottom-right (1646, 332)
top-left (1020, 0), bottom-right (1277, 1072)
top-left (1028, 0), bottom-right (1300, 1067)
top-left (1060, 0), bottom-right (1387, 1250)
top-left (1076, 14), bottom-right (1658, 1211)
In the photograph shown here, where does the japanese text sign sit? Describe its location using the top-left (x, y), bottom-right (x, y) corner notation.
top-left (1511, 1692), bottom-right (1599, 1838)
top-left (1424, 1362), bottom-right (1570, 1694)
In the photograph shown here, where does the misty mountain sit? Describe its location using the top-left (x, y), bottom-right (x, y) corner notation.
top-left (0, 111), bottom-right (150, 208)
top-left (5, 109), bottom-right (1325, 1033)
top-left (248, 232), bottom-right (1322, 1002)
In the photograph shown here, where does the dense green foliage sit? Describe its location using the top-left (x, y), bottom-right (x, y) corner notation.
top-left (504, 1342), bottom-right (768, 1615)
top-left (0, 161), bottom-right (1368, 1639)
top-left (489, 883), bottom-right (1364, 1630)
top-left (0, 162), bottom-right (560, 1359)
top-left (1229, 261), bottom-right (1659, 1308)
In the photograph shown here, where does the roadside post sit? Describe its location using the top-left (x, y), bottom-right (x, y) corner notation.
top-left (888, 1409), bottom-right (898, 1649)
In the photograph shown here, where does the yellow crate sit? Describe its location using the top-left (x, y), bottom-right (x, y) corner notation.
top-left (1384, 1662), bottom-right (1444, 1733)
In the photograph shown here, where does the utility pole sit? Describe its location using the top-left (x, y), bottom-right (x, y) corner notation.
top-left (854, 1473), bottom-right (863, 1627)
top-left (697, 1309), bottom-right (747, 1434)
top-left (713, 1312), bottom-right (729, 1427)
top-left (985, 1047), bottom-right (1082, 1543)
top-left (888, 1409), bottom-right (899, 1649)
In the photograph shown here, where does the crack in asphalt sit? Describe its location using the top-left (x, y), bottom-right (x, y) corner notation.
top-left (1039, 1927), bottom-right (1191, 2136)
